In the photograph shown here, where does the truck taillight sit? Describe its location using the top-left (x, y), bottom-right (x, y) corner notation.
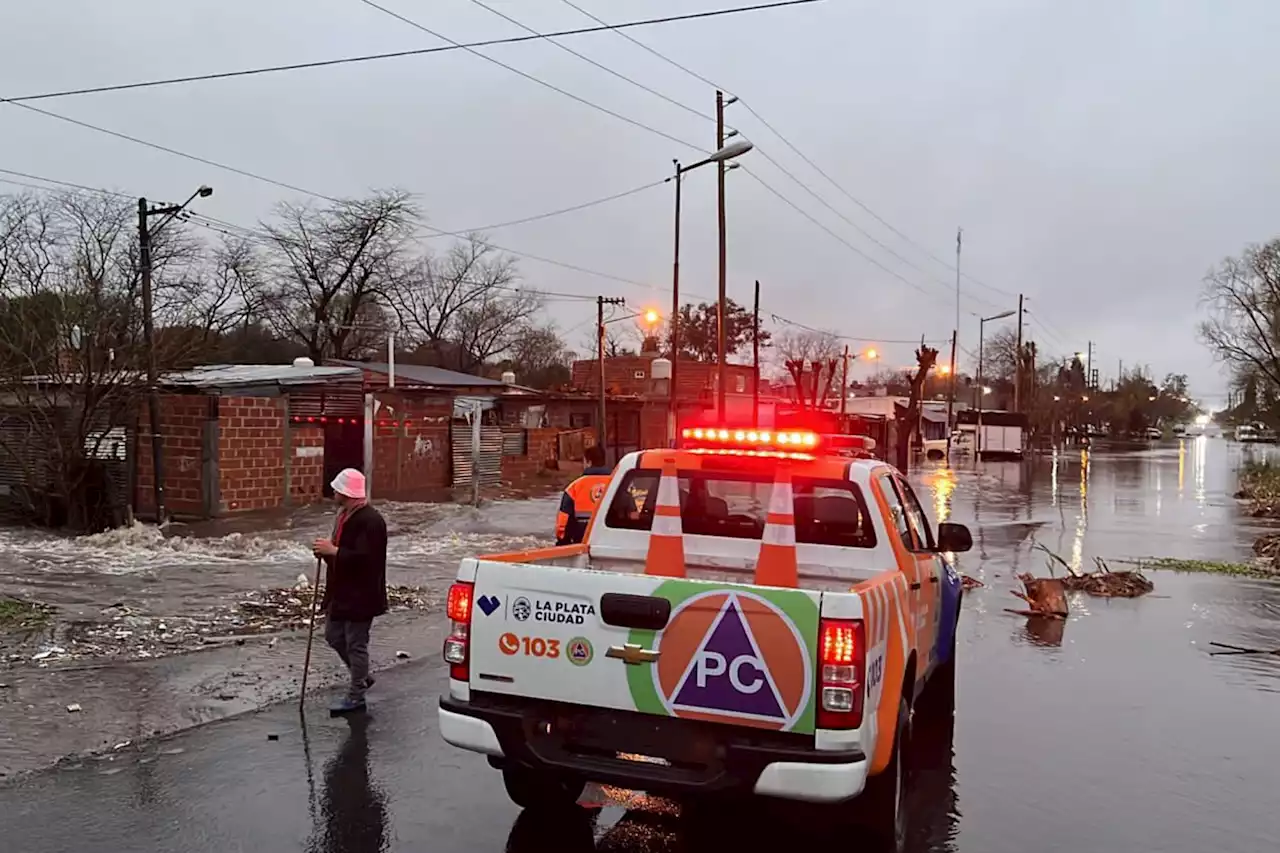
top-left (443, 582), bottom-right (474, 681)
top-left (816, 618), bottom-right (865, 729)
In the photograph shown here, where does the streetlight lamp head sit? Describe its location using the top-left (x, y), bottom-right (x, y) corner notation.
top-left (864, 348), bottom-right (878, 360)
top-left (643, 309), bottom-right (660, 325)
top-left (197, 186), bottom-right (213, 198)
top-left (937, 364), bottom-right (950, 375)
top-left (982, 386), bottom-right (992, 395)
top-left (710, 139), bottom-right (753, 162)
top-left (985, 309), bottom-right (1016, 322)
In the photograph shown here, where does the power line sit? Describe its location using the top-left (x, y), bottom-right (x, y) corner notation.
top-left (556, 0), bottom-right (1021, 301)
top-left (460, 0), bottom-right (715, 124)
top-left (553, 0), bottom-right (1019, 308)
top-left (355, 0), bottom-right (706, 154)
top-left (769, 312), bottom-right (947, 345)
top-left (0, 1), bottom-right (822, 106)
top-left (0, 167), bottom-right (134, 199)
top-left (741, 167), bottom-right (944, 302)
top-left (418, 177), bottom-right (668, 239)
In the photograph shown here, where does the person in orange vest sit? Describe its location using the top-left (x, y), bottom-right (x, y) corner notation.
top-left (555, 445), bottom-right (612, 545)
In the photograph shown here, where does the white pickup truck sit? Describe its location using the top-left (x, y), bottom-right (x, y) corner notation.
top-left (438, 429), bottom-right (970, 844)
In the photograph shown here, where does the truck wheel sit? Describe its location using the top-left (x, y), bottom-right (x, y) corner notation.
top-left (501, 765), bottom-right (585, 811)
top-left (858, 697), bottom-right (910, 851)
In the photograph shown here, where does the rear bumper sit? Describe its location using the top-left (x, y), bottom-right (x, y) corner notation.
top-left (439, 695), bottom-right (869, 803)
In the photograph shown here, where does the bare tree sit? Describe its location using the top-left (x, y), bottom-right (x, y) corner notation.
top-left (257, 189), bottom-right (417, 362)
top-left (980, 326), bottom-right (1019, 382)
top-left (0, 190), bottom-right (245, 530)
top-left (502, 323), bottom-right (572, 388)
top-left (1198, 239), bottom-right (1280, 391)
top-left (393, 234), bottom-right (541, 372)
top-left (775, 328), bottom-right (841, 365)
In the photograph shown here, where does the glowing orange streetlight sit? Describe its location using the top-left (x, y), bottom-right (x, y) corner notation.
top-left (643, 309), bottom-right (661, 326)
top-left (864, 348), bottom-right (879, 360)
top-left (937, 363), bottom-right (951, 376)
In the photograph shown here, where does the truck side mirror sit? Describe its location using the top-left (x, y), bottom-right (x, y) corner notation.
top-left (936, 522), bottom-right (972, 553)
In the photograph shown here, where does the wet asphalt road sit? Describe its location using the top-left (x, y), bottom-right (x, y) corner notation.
top-left (3, 437), bottom-right (1280, 851)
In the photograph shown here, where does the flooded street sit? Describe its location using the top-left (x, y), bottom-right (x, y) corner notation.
top-left (0, 497), bottom-right (555, 622)
top-left (2, 437), bottom-right (1279, 851)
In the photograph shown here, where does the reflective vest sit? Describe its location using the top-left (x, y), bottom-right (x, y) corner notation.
top-left (555, 466), bottom-right (613, 545)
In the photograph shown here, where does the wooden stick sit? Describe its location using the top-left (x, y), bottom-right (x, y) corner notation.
top-left (299, 558), bottom-right (324, 714)
top-left (1034, 542), bottom-right (1082, 577)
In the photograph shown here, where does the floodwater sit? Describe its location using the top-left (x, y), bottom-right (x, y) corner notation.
top-left (1, 436), bottom-right (1279, 851)
top-left (0, 496), bottom-right (556, 621)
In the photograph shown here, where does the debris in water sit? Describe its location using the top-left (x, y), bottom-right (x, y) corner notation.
top-left (267, 733), bottom-right (279, 741)
top-left (1032, 543), bottom-right (1155, 598)
top-left (396, 650), bottom-right (410, 659)
top-left (1007, 573), bottom-right (1069, 619)
top-left (113, 741), bottom-right (131, 751)
top-left (66, 703), bottom-right (82, 713)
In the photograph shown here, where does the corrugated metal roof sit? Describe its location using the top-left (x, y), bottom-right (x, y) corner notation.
top-left (339, 361), bottom-right (507, 388)
top-left (162, 364), bottom-right (363, 389)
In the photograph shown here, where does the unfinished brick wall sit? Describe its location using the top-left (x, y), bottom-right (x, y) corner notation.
top-left (501, 426), bottom-right (560, 487)
top-left (371, 392), bottom-right (452, 501)
top-left (217, 396), bottom-right (286, 513)
top-left (136, 394), bottom-right (209, 519)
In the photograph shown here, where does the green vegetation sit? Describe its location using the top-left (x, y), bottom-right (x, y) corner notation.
top-left (0, 596), bottom-right (54, 630)
top-left (1115, 557), bottom-right (1276, 578)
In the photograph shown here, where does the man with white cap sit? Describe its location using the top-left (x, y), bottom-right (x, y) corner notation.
top-left (312, 467), bottom-right (388, 715)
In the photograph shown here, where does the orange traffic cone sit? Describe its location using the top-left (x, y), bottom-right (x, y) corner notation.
top-left (754, 462), bottom-right (798, 588)
top-left (644, 456), bottom-right (686, 578)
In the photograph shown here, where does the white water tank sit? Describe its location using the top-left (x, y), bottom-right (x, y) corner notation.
top-left (501, 370), bottom-right (517, 385)
top-left (292, 356), bottom-right (315, 369)
top-left (650, 358), bottom-right (672, 380)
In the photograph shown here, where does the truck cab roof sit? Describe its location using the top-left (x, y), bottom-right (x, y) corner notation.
top-left (583, 434), bottom-right (917, 588)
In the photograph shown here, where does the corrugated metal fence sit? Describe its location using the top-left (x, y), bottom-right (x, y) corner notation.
top-left (450, 423), bottom-right (503, 487)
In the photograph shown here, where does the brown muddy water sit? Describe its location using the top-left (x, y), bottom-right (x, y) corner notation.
top-left (0, 436), bottom-right (1277, 852)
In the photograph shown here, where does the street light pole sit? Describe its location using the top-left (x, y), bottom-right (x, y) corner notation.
top-left (716, 91), bottom-right (729, 421)
top-left (666, 138), bottom-right (753, 438)
top-left (137, 186), bottom-right (212, 524)
top-left (976, 308), bottom-right (1016, 460)
top-left (596, 295), bottom-right (629, 457)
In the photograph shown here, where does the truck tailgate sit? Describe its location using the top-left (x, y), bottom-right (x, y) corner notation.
top-left (466, 560), bottom-right (824, 735)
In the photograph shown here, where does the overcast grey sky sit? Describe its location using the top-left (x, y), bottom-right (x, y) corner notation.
top-left (4, 0), bottom-right (1277, 404)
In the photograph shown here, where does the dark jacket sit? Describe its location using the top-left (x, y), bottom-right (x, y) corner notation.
top-left (322, 504), bottom-right (388, 622)
top-left (556, 465), bottom-right (613, 545)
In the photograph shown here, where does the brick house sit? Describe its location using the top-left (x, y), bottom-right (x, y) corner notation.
top-left (341, 361), bottom-right (586, 498)
top-left (136, 363), bottom-right (365, 518)
top-left (568, 351), bottom-right (759, 455)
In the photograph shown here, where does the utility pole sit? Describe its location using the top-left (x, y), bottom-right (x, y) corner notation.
top-left (137, 199), bottom-right (166, 524)
top-left (715, 90), bottom-right (729, 421)
top-left (596, 295), bottom-right (625, 454)
top-left (1014, 293), bottom-right (1024, 413)
top-left (840, 345), bottom-right (850, 421)
top-left (752, 279), bottom-right (760, 427)
top-left (1086, 340), bottom-right (1094, 388)
top-left (947, 228), bottom-right (962, 454)
top-left (944, 329), bottom-right (958, 458)
top-left (136, 186), bottom-right (212, 524)
top-left (669, 160), bottom-right (682, 445)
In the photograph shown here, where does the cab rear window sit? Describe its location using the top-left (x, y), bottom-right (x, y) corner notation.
top-left (603, 469), bottom-right (877, 548)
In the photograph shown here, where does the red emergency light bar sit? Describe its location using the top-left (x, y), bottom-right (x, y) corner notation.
top-left (681, 427), bottom-right (820, 450)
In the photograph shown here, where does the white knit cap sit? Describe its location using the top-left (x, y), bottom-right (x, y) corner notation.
top-left (330, 468), bottom-right (367, 500)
